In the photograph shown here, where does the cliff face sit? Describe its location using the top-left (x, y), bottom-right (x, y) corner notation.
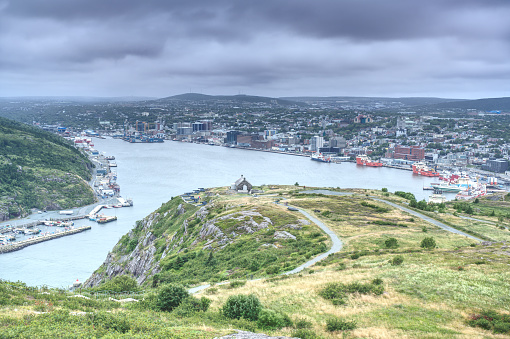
top-left (85, 191), bottom-right (327, 288)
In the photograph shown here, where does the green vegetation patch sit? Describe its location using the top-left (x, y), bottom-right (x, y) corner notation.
top-left (367, 304), bottom-right (458, 335)
top-left (0, 117), bottom-right (94, 217)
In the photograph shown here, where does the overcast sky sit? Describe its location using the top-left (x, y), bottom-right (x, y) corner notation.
top-left (1, 0), bottom-right (510, 99)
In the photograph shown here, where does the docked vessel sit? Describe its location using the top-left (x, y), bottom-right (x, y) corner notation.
top-left (356, 154), bottom-right (382, 167)
top-left (455, 183), bottom-right (487, 201)
top-left (428, 189), bottom-right (447, 204)
top-left (431, 176), bottom-right (476, 193)
top-left (412, 162), bottom-right (440, 177)
top-left (311, 152), bottom-right (332, 163)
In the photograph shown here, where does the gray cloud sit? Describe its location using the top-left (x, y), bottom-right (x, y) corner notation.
top-left (1, 0), bottom-right (510, 98)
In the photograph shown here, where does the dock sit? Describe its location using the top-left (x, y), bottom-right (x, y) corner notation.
top-left (0, 226), bottom-right (92, 254)
top-left (96, 216), bottom-right (117, 224)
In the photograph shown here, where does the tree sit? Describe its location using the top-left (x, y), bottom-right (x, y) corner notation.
top-left (421, 237), bottom-right (436, 249)
top-left (157, 284), bottom-right (189, 312)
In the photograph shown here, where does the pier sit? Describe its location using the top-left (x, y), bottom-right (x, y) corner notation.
top-left (0, 226), bottom-right (92, 254)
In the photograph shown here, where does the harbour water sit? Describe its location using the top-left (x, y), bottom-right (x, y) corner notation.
top-left (0, 138), bottom-right (445, 287)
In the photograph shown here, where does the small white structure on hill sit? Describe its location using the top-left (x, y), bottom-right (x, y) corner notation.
top-left (231, 175), bottom-right (253, 193)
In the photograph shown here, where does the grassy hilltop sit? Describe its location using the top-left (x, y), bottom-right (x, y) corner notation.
top-left (0, 117), bottom-right (95, 220)
top-left (0, 186), bottom-right (509, 338)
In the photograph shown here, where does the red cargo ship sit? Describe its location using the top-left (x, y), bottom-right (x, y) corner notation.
top-left (356, 155), bottom-right (383, 167)
top-left (412, 162), bottom-right (440, 177)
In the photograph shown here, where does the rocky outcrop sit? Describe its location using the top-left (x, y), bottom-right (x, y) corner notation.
top-left (85, 201), bottom-right (295, 288)
top-left (84, 212), bottom-right (164, 287)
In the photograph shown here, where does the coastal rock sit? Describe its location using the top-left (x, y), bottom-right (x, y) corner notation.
top-left (273, 231), bottom-right (296, 240)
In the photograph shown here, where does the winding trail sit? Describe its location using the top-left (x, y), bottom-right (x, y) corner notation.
top-left (189, 198), bottom-right (344, 294)
top-left (190, 189), bottom-right (482, 294)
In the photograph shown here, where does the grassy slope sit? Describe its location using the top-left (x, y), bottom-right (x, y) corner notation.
top-left (109, 188), bottom-right (329, 287)
top-left (0, 117), bottom-right (94, 217)
top-left (1, 187), bottom-right (509, 338)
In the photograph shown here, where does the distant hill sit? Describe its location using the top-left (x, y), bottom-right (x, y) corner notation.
top-left (0, 117), bottom-right (95, 220)
top-left (156, 93), bottom-right (304, 106)
top-left (428, 97), bottom-right (510, 111)
top-left (282, 96), bottom-right (465, 107)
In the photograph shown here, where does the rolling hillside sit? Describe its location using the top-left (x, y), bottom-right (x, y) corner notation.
top-left (0, 117), bottom-right (95, 220)
top-left (1, 186), bottom-right (509, 338)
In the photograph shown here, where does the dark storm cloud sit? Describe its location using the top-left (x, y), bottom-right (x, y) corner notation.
top-left (1, 0), bottom-right (510, 97)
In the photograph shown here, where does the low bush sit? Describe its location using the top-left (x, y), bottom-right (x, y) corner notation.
top-left (173, 296), bottom-right (211, 317)
top-left (93, 275), bottom-right (139, 293)
top-left (229, 280), bottom-right (247, 289)
top-left (467, 310), bottom-right (510, 334)
top-left (319, 281), bottom-right (384, 305)
top-left (391, 255), bottom-right (404, 266)
top-left (257, 309), bottom-right (292, 330)
top-left (326, 317), bottom-right (357, 331)
top-left (88, 311), bottom-right (130, 333)
top-left (421, 237), bottom-right (437, 249)
top-left (336, 262), bottom-right (347, 270)
top-left (294, 318), bottom-right (313, 329)
top-left (384, 237), bottom-right (398, 249)
top-left (222, 294), bottom-right (262, 321)
top-left (372, 278), bottom-right (383, 285)
top-left (292, 329), bottom-right (323, 339)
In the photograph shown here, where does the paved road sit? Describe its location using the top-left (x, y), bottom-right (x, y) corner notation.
top-left (283, 208), bottom-right (343, 275)
top-left (189, 200), bottom-right (344, 294)
top-left (192, 189), bottom-right (484, 294)
top-left (301, 189), bottom-right (481, 242)
top-left (372, 198), bottom-right (482, 242)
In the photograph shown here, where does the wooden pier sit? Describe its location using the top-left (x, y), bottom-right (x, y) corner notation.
top-left (0, 226), bottom-right (92, 254)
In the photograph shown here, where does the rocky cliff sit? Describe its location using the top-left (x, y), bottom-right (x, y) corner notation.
top-left (85, 190), bottom-right (326, 288)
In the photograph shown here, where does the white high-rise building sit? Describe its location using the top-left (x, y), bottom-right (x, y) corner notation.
top-left (310, 136), bottom-right (324, 152)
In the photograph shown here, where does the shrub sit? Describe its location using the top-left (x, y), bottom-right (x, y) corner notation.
top-left (88, 311), bottom-right (130, 333)
top-left (229, 280), bottom-right (247, 289)
top-left (96, 275), bottom-right (139, 293)
top-left (156, 284), bottom-right (189, 312)
top-left (350, 253), bottom-right (360, 260)
top-left (326, 317), bottom-right (357, 331)
top-left (294, 318), bottom-right (313, 329)
top-left (173, 296), bottom-right (211, 317)
top-left (468, 310), bottom-right (510, 334)
top-left (257, 309), bottom-right (292, 329)
top-left (382, 188), bottom-right (388, 192)
top-left (266, 265), bottom-right (281, 275)
top-left (292, 329), bottom-right (322, 339)
top-left (372, 278), bottom-right (383, 285)
top-left (222, 294), bottom-right (262, 321)
top-left (391, 255), bottom-right (404, 266)
top-left (421, 237), bottom-right (437, 249)
top-left (319, 281), bottom-right (384, 305)
top-left (384, 237), bottom-right (398, 249)
top-left (336, 262), bottom-right (347, 271)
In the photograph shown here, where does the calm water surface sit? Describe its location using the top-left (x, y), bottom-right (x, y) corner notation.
top-left (0, 139), bottom-right (444, 287)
